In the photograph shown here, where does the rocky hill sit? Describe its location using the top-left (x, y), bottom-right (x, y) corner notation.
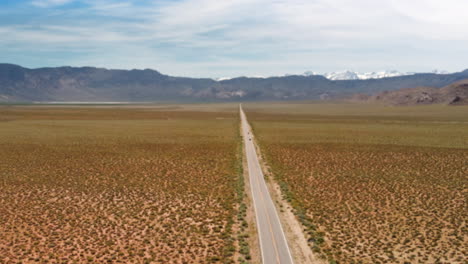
top-left (353, 80), bottom-right (468, 105)
top-left (1, 63), bottom-right (468, 102)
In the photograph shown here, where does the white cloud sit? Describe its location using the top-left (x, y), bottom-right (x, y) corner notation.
top-left (32, 0), bottom-right (74, 7)
top-left (5, 0), bottom-right (468, 76)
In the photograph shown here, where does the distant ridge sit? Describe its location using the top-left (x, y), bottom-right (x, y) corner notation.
top-left (303, 69), bottom-right (450, 80)
top-left (1, 63), bottom-right (468, 102)
top-left (217, 69), bottom-right (450, 81)
top-left (352, 79), bottom-right (468, 105)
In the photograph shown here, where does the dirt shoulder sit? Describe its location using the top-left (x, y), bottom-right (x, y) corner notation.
top-left (251, 137), bottom-right (325, 264)
top-left (242, 141), bottom-right (262, 264)
top-left (238, 124), bottom-right (261, 264)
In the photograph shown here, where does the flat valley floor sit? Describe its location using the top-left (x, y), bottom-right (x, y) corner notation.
top-left (0, 102), bottom-right (466, 264)
top-left (244, 103), bottom-right (468, 263)
top-left (0, 105), bottom-right (245, 263)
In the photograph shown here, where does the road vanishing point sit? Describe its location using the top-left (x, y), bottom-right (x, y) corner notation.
top-left (240, 105), bottom-right (294, 264)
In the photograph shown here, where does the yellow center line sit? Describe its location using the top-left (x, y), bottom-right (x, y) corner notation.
top-left (253, 143), bottom-right (282, 264)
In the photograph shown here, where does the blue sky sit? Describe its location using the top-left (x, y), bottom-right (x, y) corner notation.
top-left (1, 0), bottom-right (468, 78)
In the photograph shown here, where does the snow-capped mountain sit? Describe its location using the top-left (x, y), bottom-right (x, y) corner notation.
top-left (356, 70), bottom-right (408, 80)
top-left (430, 69), bottom-right (450, 74)
top-left (325, 70), bottom-right (360, 80)
top-left (215, 70), bottom-right (450, 81)
top-left (214, 77), bottom-right (233, 81)
top-left (214, 75), bottom-right (266, 81)
top-left (303, 69), bottom-right (452, 80)
top-left (304, 70), bottom-right (412, 80)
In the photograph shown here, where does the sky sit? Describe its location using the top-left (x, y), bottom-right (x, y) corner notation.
top-left (1, 0), bottom-right (468, 78)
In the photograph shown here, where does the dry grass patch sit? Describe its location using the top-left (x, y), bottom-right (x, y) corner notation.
top-left (0, 106), bottom-right (241, 263)
top-left (245, 103), bottom-right (467, 263)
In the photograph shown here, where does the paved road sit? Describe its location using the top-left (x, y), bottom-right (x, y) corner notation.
top-left (240, 105), bottom-right (294, 264)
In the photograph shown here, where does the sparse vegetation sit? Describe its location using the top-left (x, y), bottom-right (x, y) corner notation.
top-left (0, 106), bottom-right (243, 263)
top-left (246, 103), bottom-right (468, 263)
top-left (235, 138), bottom-right (252, 264)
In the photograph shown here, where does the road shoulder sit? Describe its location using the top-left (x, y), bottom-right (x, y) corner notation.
top-left (251, 137), bottom-right (325, 264)
top-left (242, 136), bottom-right (262, 264)
top-left (239, 116), bottom-right (262, 264)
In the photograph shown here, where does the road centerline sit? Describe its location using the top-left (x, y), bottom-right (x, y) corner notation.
top-left (240, 104), bottom-right (294, 264)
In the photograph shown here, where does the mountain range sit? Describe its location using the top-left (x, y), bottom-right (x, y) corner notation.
top-left (1, 63), bottom-right (467, 103)
top-left (316, 70), bottom-right (450, 80)
top-left (350, 79), bottom-right (468, 105)
top-left (306, 70), bottom-right (402, 80)
top-left (220, 70), bottom-right (450, 81)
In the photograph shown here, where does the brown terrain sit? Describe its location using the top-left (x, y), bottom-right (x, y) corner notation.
top-left (0, 106), bottom-right (245, 263)
top-left (351, 79), bottom-right (468, 105)
top-left (245, 103), bottom-right (468, 263)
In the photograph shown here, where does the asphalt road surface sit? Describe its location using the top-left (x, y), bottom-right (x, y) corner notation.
top-left (240, 105), bottom-right (294, 264)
